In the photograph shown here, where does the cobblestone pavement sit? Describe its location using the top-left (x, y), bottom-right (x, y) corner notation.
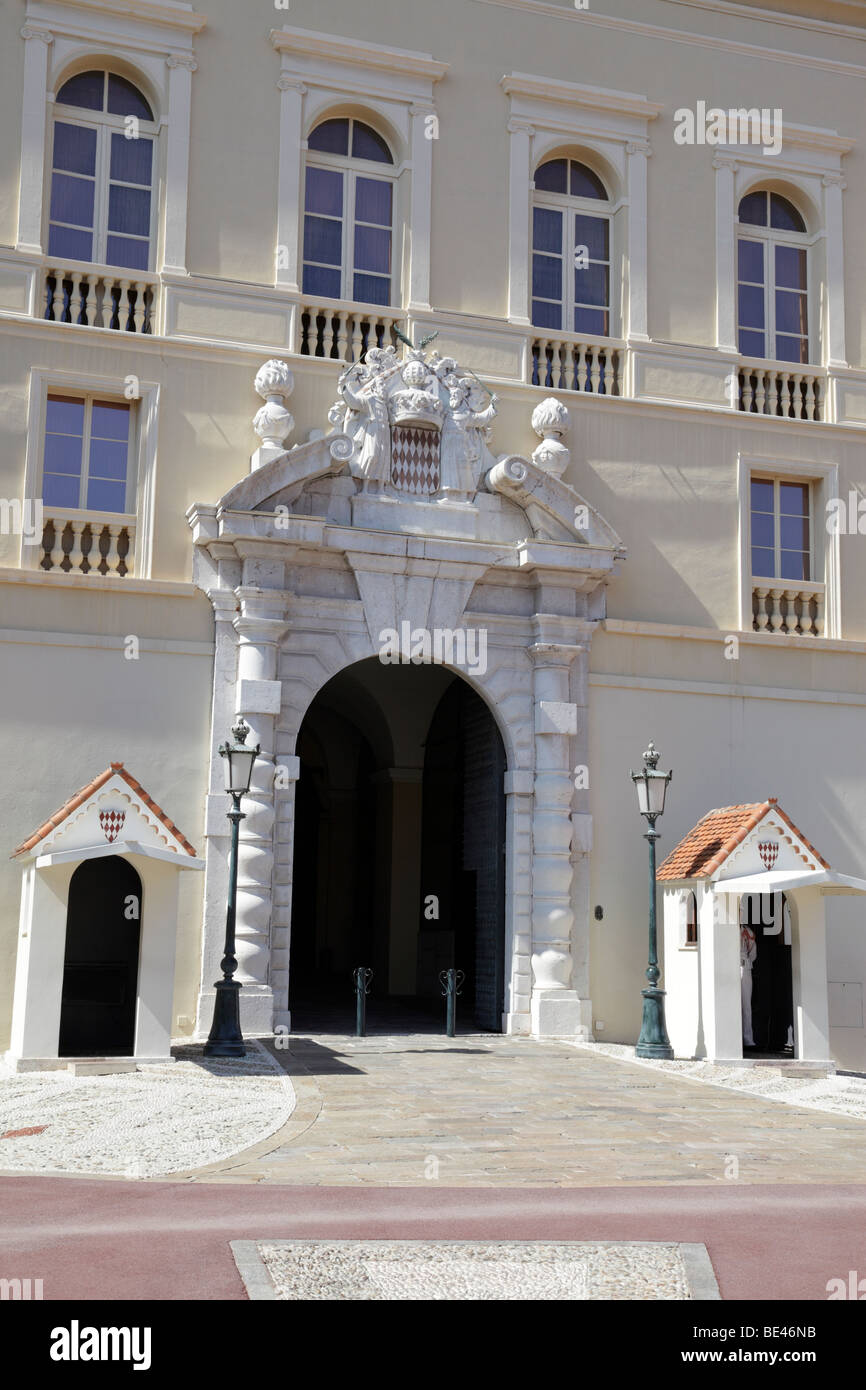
top-left (189, 1033), bottom-right (866, 1187)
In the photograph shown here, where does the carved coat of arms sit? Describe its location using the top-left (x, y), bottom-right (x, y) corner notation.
top-left (330, 347), bottom-right (498, 502)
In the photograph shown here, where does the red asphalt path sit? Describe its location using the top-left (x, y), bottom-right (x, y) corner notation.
top-left (2, 1178), bottom-right (866, 1300)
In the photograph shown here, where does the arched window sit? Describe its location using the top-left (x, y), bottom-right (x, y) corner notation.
top-left (685, 891), bottom-right (698, 946)
top-left (302, 116), bottom-right (395, 307)
top-left (737, 190), bottom-right (809, 364)
top-left (48, 70), bottom-right (156, 271)
top-left (531, 157), bottom-right (611, 336)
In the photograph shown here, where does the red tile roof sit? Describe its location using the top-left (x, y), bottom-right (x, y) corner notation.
top-left (11, 762), bottom-right (198, 859)
top-left (656, 798), bottom-right (830, 881)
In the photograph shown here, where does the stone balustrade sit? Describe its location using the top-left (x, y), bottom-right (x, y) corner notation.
top-left (738, 358), bottom-right (825, 421)
top-left (752, 580), bottom-right (825, 636)
top-left (43, 259), bottom-right (157, 334)
top-left (530, 331), bottom-right (623, 395)
top-left (35, 510), bottom-right (135, 577)
top-left (296, 297), bottom-right (403, 362)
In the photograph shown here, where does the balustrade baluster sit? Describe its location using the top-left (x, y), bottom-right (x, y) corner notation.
top-left (130, 284), bottom-right (145, 334)
top-left (336, 311), bottom-right (349, 360)
top-left (814, 591), bottom-right (825, 637)
top-left (40, 518), bottom-right (55, 571)
top-left (783, 588), bottom-right (800, 634)
top-left (105, 524), bottom-right (122, 575)
top-left (49, 273), bottom-right (65, 322)
top-left (75, 274), bottom-right (89, 325)
top-left (589, 346), bottom-right (602, 393)
top-left (67, 521), bottom-right (86, 573)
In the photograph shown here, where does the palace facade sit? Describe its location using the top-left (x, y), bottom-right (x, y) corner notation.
top-left (2, 0), bottom-right (866, 1070)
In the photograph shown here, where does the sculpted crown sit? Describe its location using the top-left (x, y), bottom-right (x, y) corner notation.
top-left (388, 359), bottom-right (446, 429)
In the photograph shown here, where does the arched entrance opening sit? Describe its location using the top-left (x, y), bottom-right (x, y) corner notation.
top-left (739, 891), bottom-right (794, 1056)
top-left (58, 855), bottom-right (143, 1056)
top-left (289, 659), bottom-right (507, 1033)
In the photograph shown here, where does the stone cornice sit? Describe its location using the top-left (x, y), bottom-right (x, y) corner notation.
top-left (712, 125), bottom-right (854, 157)
top-left (270, 25), bottom-right (448, 83)
top-left (664, 0), bottom-right (866, 46)
top-left (501, 72), bottom-right (663, 121)
top-left (43, 0), bottom-right (207, 34)
top-left (478, 0), bottom-right (866, 78)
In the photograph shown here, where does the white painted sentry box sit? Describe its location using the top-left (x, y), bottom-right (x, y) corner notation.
top-left (658, 798), bottom-right (866, 1065)
top-left (7, 762), bottom-right (203, 1070)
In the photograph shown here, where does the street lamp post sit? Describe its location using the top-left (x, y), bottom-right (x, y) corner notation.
top-left (204, 716), bottom-right (260, 1058)
top-left (630, 741), bottom-right (674, 1060)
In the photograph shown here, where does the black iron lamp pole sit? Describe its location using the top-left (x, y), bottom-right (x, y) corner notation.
top-left (630, 741), bottom-right (675, 1060)
top-left (204, 716), bottom-right (260, 1058)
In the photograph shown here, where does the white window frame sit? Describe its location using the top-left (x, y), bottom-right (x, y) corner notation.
top-left (531, 166), bottom-right (612, 336)
top-left (18, 1), bottom-right (204, 276)
top-left (501, 72), bottom-right (662, 340)
top-left (22, 368), bottom-right (160, 578)
top-left (42, 388), bottom-right (136, 512)
top-left (49, 82), bottom-right (159, 272)
top-left (271, 27), bottom-right (447, 312)
top-left (737, 201), bottom-right (813, 366)
top-left (749, 473), bottom-right (813, 585)
top-left (737, 452), bottom-right (840, 638)
top-left (713, 126), bottom-right (852, 367)
top-left (303, 127), bottom-right (397, 307)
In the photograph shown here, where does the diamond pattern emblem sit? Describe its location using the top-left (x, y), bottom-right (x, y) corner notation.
top-left (391, 425), bottom-right (440, 495)
top-left (99, 809), bottom-right (126, 843)
top-left (758, 839), bottom-right (779, 870)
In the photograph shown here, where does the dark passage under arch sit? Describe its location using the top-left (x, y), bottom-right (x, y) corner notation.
top-left (289, 660), bottom-right (506, 1032)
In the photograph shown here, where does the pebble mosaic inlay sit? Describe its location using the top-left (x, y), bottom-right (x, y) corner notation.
top-left (0, 1042), bottom-right (295, 1177)
top-left (249, 1239), bottom-right (700, 1300)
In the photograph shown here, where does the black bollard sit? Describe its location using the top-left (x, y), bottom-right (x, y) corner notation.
top-left (438, 967), bottom-right (465, 1037)
top-left (352, 966), bottom-right (373, 1036)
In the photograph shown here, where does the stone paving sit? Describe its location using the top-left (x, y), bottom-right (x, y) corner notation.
top-left (578, 1041), bottom-right (866, 1118)
top-left (194, 1032), bottom-right (866, 1187)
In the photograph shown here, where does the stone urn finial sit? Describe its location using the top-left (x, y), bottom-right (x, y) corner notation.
top-left (531, 397), bottom-right (571, 478)
top-left (253, 359), bottom-right (295, 449)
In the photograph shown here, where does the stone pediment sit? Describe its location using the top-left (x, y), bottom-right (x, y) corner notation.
top-left (12, 764), bottom-right (202, 866)
top-left (658, 798), bottom-right (830, 884)
top-left (716, 813), bottom-right (826, 882)
top-left (192, 355), bottom-right (625, 557)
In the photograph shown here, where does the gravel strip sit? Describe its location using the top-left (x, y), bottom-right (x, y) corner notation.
top-left (0, 1041), bottom-right (295, 1177)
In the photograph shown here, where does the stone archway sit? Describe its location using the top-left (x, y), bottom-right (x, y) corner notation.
top-left (287, 659), bottom-right (507, 1032)
top-left (190, 350), bottom-right (627, 1041)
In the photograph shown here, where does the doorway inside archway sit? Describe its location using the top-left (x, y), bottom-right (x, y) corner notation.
top-left (289, 659), bottom-right (507, 1033)
top-left (59, 855), bottom-right (142, 1056)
